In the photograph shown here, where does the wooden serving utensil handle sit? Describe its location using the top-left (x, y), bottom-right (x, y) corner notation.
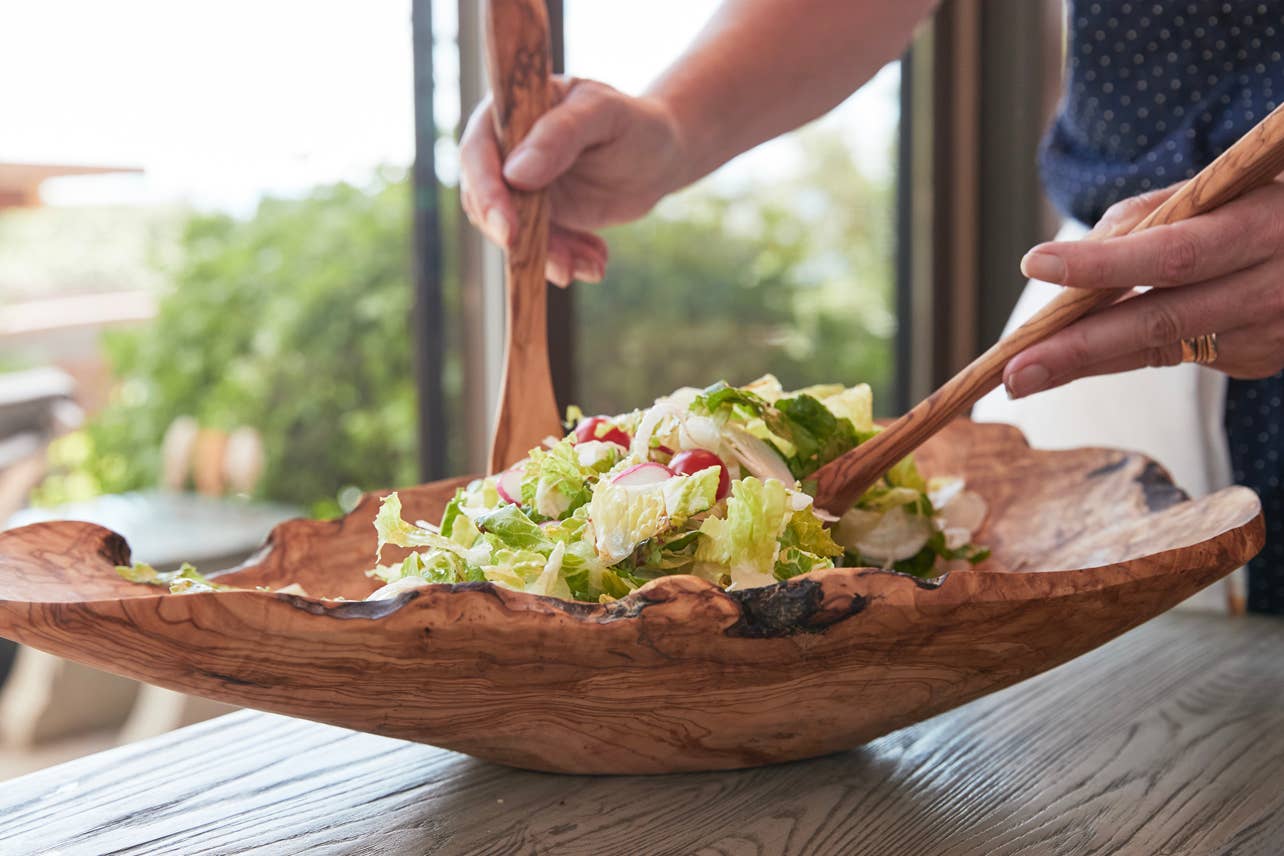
top-left (484, 0), bottom-right (563, 474)
top-left (814, 101), bottom-right (1284, 516)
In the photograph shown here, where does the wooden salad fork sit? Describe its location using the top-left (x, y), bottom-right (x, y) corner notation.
top-left (814, 101), bottom-right (1284, 516)
top-left (484, 0), bottom-right (563, 474)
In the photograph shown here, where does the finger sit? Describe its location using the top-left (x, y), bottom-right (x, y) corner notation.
top-left (1084, 181), bottom-right (1186, 239)
top-left (1210, 324), bottom-right (1284, 379)
top-left (1026, 342), bottom-right (1184, 394)
top-left (554, 226), bottom-right (608, 266)
top-left (546, 243), bottom-right (574, 287)
top-left (503, 81), bottom-right (623, 190)
top-left (1020, 181), bottom-right (1284, 289)
top-left (1003, 264), bottom-right (1275, 396)
top-left (1027, 325), bottom-right (1268, 393)
top-left (549, 226), bottom-right (608, 285)
top-left (459, 96), bottom-right (516, 248)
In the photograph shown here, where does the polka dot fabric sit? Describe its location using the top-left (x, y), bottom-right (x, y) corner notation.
top-left (1041, 1), bottom-right (1282, 225)
top-left (1227, 377), bottom-right (1284, 613)
top-left (1041, 1), bottom-right (1284, 614)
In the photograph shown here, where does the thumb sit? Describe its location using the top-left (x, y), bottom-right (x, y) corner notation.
top-left (502, 81), bottom-right (620, 190)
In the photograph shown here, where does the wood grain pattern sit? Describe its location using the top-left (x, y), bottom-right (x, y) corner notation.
top-left (814, 101), bottom-right (1284, 515)
top-left (0, 421), bottom-right (1264, 774)
top-left (1, 611), bottom-right (1281, 856)
top-left (484, 0), bottom-right (562, 473)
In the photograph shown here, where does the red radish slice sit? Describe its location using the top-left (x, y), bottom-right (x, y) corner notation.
top-left (611, 462), bottom-right (673, 487)
top-left (669, 449), bottom-right (731, 500)
top-left (496, 465), bottom-right (524, 504)
top-left (575, 416), bottom-right (631, 450)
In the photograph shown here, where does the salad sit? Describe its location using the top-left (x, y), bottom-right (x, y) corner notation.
top-left (367, 376), bottom-right (988, 604)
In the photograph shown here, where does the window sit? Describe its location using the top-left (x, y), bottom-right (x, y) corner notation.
top-left (562, 3), bottom-right (902, 418)
top-left (1, 0), bottom-right (420, 515)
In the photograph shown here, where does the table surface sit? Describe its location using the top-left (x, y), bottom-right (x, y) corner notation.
top-left (0, 610), bottom-right (1281, 856)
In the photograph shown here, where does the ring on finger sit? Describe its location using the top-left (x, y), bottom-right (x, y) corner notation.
top-left (1179, 333), bottom-right (1219, 365)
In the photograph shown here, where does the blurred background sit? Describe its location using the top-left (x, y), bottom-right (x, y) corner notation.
top-left (0, 0), bottom-right (1062, 777)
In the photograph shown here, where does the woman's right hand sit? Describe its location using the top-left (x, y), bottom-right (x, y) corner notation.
top-left (459, 76), bottom-right (688, 286)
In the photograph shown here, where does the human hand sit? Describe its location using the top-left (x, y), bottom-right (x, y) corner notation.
top-left (459, 76), bottom-right (688, 286)
top-left (1004, 179), bottom-right (1284, 398)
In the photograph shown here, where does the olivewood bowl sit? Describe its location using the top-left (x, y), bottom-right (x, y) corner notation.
top-left (0, 421), bottom-right (1263, 774)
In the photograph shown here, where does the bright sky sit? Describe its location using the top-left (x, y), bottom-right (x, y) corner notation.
top-left (0, 1), bottom-right (898, 213)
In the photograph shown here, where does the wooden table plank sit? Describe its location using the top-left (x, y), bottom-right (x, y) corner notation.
top-left (1, 611), bottom-right (1281, 856)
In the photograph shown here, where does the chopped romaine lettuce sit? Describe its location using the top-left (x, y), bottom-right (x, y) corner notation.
top-left (695, 477), bottom-right (790, 589)
top-left (354, 377), bottom-right (987, 602)
top-left (587, 477), bottom-right (670, 566)
top-left (116, 561), bottom-right (227, 594)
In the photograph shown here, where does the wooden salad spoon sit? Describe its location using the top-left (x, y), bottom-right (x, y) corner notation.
top-left (484, 0), bottom-right (563, 474)
top-left (814, 101), bottom-right (1284, 517)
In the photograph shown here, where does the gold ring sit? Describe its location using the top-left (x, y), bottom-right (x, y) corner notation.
top-left (1180, 333), bottom-right (1219, 365)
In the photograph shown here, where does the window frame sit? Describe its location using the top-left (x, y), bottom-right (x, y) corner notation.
top-left (417, 0), bottom-right (1064, 477)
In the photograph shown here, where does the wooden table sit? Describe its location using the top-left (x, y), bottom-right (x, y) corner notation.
top-left (0, 611), bottom-right (1280, 855)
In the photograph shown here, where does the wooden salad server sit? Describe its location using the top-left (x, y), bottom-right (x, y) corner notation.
top-left (814, 101), bottom-right (1284, 516)
top-left (484, 0), bottom-right (563, 474)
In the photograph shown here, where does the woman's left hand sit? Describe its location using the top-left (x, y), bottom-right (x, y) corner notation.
top-left (1004, 178), bottom-right (1284, 398)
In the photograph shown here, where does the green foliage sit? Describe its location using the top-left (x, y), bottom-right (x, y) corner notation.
top-left (39, 176), bottom-right (420, 517)
top-left (35, 127), bottom-right (895, 516)
top-left (576, 129), bottom-right (895, 415)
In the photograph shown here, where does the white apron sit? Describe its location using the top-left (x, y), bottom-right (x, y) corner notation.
top-left (971, 221), bottom-right (1242, 611)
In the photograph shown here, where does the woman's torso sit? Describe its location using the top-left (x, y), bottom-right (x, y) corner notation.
top-left (1041, 0), bottom-right (1284, 225)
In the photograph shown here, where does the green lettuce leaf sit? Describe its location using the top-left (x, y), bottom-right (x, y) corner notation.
top-left (773, 394), bottom-right (860, 478)
top-left (820, 384), bottom-right (874, 433)
top-left (780, 509), bottom-right (844, 558)
top-left (691, 381), bottom-right (769, 417)
top-left (620, 529), bottom-right (703, 575)
top-left (519, 437), bottom-right (594, 520)
top-left (885, 452), bottom-right (929, 494)
top-left (661, 467), bottom-right (720, 525)
top-left (693, 382), bottom-right (860, 480)
top-left (695, 477), bottom-right (789, 586)
top-left (774, 547), bottom-right (835, 580)
top-left (116, 561), bottom-right (226, 594)
top-left (588, 478), bottom-right (670, 565)
top-left (368, 549), bottom-right (484, 585)
top-left (375, 493), bottom-right (490, 566)
top-left (475, 503), bottom-right (550, 551)
top-left (887, 528), bottom-right (990, 579)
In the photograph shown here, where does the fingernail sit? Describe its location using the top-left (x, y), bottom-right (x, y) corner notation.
top-left (1020, 250), bottom-right (1067, 284)
top-left (1006, 364), bottom-right (1051, 399)
top-left (575, 258), bottom-right (605, 283)
top-left (486, 209), bottom-right (510, 247)
top-left (503, 148), bottom-right (542, 185)
top-left (547, 256), bottom-right (570, 286)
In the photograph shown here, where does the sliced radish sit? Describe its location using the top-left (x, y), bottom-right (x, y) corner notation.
top-left (611, 461), bottom-right (673, 487)
top-left (496, 464), bottom-right (524, 504)
top-left (937, 489), bottom-right (988, 534)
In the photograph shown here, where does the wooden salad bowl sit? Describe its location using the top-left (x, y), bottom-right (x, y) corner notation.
top-left (0, 421), bottom-right (1263, 774)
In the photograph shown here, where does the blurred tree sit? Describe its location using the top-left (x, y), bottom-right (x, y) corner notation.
top-left (35, 175), bottom-right (421, 517)
top-left (576, 127), bottom-right (895, 415)
top-left (34, 127), bottom-right (894, 514)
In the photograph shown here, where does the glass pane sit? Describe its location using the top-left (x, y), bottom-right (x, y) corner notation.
top-left (564, 3), bottom-right (899, 416)
top-left (0, 0), bottom-right (417, 522)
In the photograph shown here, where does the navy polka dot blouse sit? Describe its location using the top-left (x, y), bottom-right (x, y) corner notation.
top-left (1040, 1), bottom-right (1284, 614)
